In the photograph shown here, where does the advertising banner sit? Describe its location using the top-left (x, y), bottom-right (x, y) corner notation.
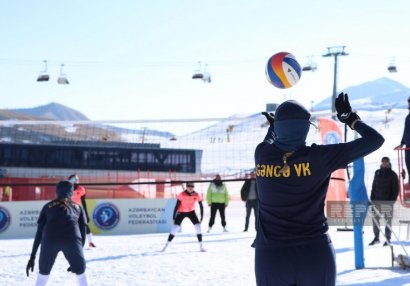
top-left (0, 198), bottom-right (176, 239)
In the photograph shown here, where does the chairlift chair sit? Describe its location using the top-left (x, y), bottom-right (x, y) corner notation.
top-left (302, 57), bottom-right (317, 72)
top-left (388, 65), bottom-right (397, 73)
top-left (37, 60), bottom-right (50, 82)
top-left (201, 64), bottom-right (211, 83)
top-left (57, 64), bottom-right (69, 84)
top-left (202, 72), bottom-right (211, 83)
top-left (192, 61), bottom-right (204, 79)
top-left (192, 72), bottom-right (204, 79)
top-left (302, 65), bottom-right (312, 71)
top-left (302, 63), bottom-right (317, 72)
top-left (192, 61), bottom-right (212, 83)
top-left (388, 58), bottom-right (397, 73)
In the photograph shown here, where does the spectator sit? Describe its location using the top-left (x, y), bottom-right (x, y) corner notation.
top-left (240, 171), bottom-right (258, 232)
top-left (207, 174), bottom-right (229, 232)
top-left (369, 156), bottom-right (399, 246)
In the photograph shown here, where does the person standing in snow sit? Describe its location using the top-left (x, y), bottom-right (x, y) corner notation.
top-left (69, 174), bottom-right (96, 248)
top-left (240, 170), bottom-right (258, 232)
top-left (369, 156), bottom-right (399, 246)
top-left (26, 181), bottom-right (90, 286)
top-left (162, 182), bottom-right (205, 252)
top-left (207, 174), bottom-right (229, 232)
top-left (254, 93), bottom-right (384, 286)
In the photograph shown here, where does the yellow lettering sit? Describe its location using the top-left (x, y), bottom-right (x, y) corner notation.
top-left (266, 165), bottom-right (273, 177)
top-left (274, 166), bottom-right (281, 177)
top-left (302, 163), bottom-right (311, 176)
top-left (256, 164), bottom-right (261, 176)
top-left (294, 164), bottom-right (302, 177)
top-left (257, 163), bottom-right (304, 178)
top-left (260, 164), bottom-right (266, 177)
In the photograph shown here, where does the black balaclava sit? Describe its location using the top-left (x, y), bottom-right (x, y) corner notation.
top-left (56, 180), bottom-right (74, 199)
top-left (273, 100), bottom-right (311, 152)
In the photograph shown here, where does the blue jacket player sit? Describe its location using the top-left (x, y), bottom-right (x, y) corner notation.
top-left (26, 181), bottom-right (90, 286)
top-left (254, 93), bottom-right (384, 286)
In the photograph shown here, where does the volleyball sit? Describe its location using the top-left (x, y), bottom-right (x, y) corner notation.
top-left (265, 52), bottom-right (301, 89)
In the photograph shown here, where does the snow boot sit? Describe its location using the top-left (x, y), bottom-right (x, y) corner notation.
top-left (369, 237), bottom-right (380, 246)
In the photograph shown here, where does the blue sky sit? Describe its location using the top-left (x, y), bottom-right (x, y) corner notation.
top-left (1, 0), bottom-right (410, 120)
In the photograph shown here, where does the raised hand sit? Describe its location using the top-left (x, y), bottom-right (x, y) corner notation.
top-left (335, 92), bottom-right (360, 129)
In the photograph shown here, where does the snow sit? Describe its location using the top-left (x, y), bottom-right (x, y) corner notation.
top-left (1, 201), bottom-right (410, 286)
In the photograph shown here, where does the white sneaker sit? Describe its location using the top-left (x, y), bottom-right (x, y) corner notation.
top-left (223, 227), bottom-right (228, 232)
top-left (207, 227), bottom-right (212, 233)
top-left (200, 245), bottom-right (207, 252)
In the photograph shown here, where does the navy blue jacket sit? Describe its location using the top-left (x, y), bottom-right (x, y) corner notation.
top-left (254, 121), bottom-right (384, 247)
top-left (30, 198), bottom-right (87, 257)
top-left (370, 166), bottom-right (399, 202)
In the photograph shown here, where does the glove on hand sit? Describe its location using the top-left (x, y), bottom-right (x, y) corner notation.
top-left (335, 92), bottom-right (360, 129)
top-left (26, 255), bottom-right (35, 277)
top-left (261, 112), bottom-right (275, 126)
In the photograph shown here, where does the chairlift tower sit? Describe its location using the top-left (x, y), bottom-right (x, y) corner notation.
top-left (322, 46), bottom-right (349, 119)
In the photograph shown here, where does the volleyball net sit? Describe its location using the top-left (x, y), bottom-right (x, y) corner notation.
top-left (0, 115), bottom-right (322, 200)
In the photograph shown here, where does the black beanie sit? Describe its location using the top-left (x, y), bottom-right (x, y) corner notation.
top-left (381, 157), bottom-right (390, 162)
top-left (56, 180), bottom-right (74, 199)
top-left (274, 100), bottom-right (311, 121)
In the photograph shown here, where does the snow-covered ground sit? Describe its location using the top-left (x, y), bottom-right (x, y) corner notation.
top-left (1, 201), bottom-right (410, 286)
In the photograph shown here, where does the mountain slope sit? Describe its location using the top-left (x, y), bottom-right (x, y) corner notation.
top-left (0, 109), bottom-right (50, 120)
top-left (314, 77), bottom-right (410, 111)
top-left (10, 102), bottom-right (89, 121)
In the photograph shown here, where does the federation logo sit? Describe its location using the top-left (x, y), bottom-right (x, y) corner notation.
top-left (0, 206), bottom-right (11, 233)
top-left (324, 131), bottom-right (341, 145)
top-left (92, 202), bottom-right (120, 230)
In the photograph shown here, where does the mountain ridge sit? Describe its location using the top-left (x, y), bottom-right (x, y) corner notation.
top-left (5, 102), bottom-right (89, 121)
top-left (313, 77), bottom-right (410, 111)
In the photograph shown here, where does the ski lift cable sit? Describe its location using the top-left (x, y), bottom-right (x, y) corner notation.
top-left (2, 53), bottom-right (410, 69)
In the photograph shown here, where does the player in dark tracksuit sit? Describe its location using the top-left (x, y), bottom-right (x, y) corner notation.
top-left (254, 94), bottom-right (384, 286)
top-left (26, 181), bottom-right (89, 286)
